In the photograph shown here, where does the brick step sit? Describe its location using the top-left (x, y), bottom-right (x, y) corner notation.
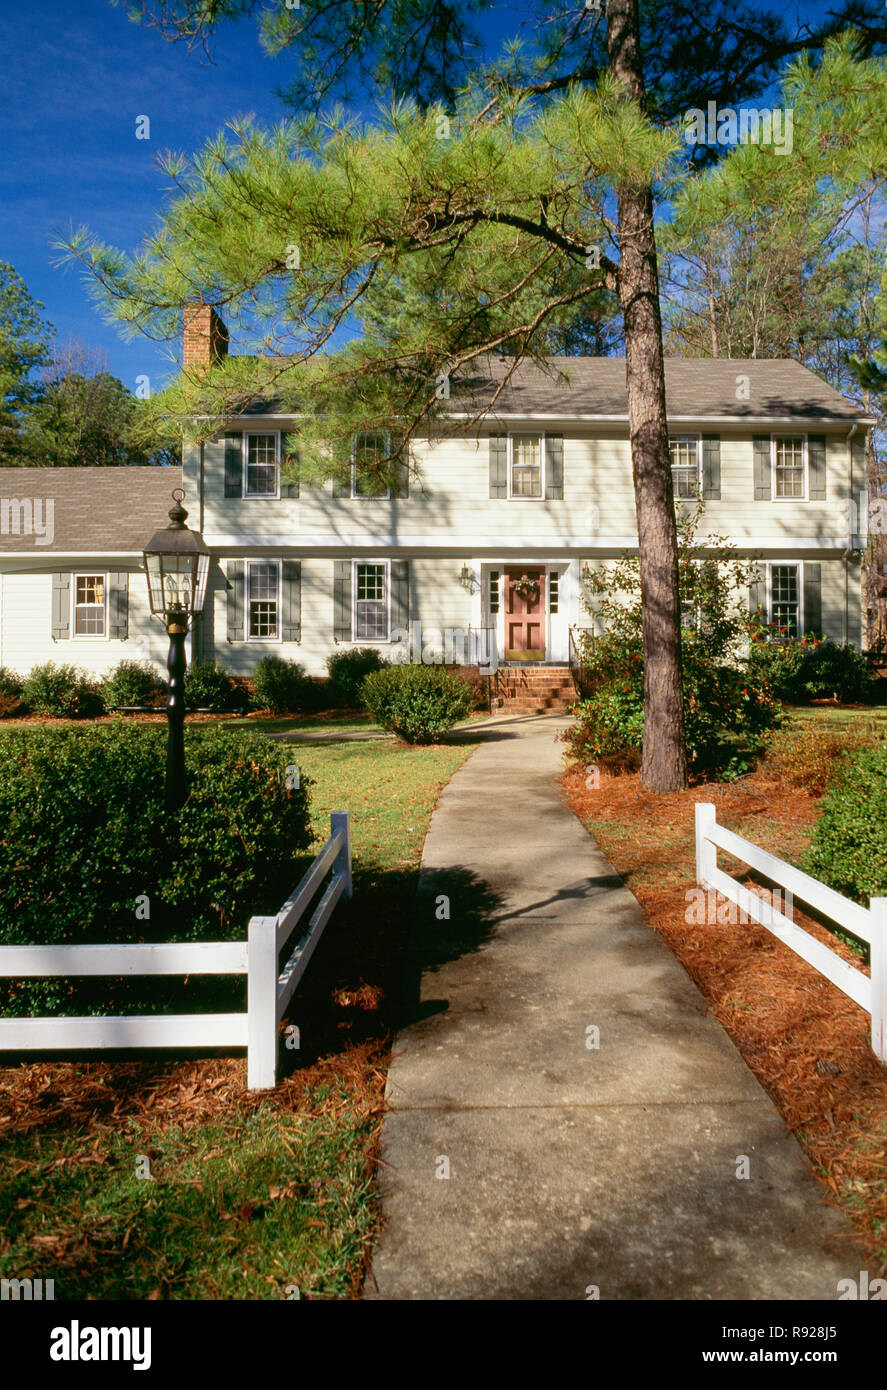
top-left (497, 677), bottom-right (575, 689)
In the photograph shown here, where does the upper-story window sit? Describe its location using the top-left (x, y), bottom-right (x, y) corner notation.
top-left (772, 437), bottom-right (806, 499)
top-left (244, 434), bottom-right (280, 498)
top-left (509, 435), bottom-right (543, 498)
top-left (669, 436), bottom-right (700, 498)
top-left (73, 573), bottom-right (106, 637)
top-left (352, 432), bottom-right (391, 499)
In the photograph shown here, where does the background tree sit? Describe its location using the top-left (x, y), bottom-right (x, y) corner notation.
top-left (16, 336), bottom-right (180, 467)
top-left (0, 264), bottom-right (54, 465)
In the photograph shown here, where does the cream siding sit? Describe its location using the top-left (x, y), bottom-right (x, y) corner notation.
top-left (1, 567), bottom-right (167, 679)
top-left (198, 426), bottom-right (859, 550)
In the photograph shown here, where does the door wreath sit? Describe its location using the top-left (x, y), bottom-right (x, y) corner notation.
top-left (512, 573), bottom-right (540, 601)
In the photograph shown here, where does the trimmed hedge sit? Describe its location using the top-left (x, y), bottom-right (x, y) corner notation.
top-left (252, 656), bottom-right (312, 714)
top-left (184, 660), bottom-right (241, 711)
top-left (361, 663), bottom-right (474, 743)
top-left (20, 662), bottom-right (105, 718)
top-left (103, 659), bottom-right (166, 709)
top-left (326, 648), bottom-right (389, 707)
top-left (803, 746), bottom-right (887, 906)
top-left (0, 725), bottom-right (313, 1017)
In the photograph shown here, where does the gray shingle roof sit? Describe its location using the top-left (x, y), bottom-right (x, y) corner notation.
top-left (237, 355), bottom-right (869, 423)
top-left (0, 467), bottom-right (183, 553)
top-left (448, 356), bottom-right (868, 421)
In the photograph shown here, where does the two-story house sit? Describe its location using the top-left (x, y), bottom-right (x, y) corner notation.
top-left (0, 306), bottom-right (873, 693)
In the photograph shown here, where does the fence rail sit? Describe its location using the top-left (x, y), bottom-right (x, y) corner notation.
top-left (0, 812), bottom-right (352, 1090)
top-left (695, 802), bottom-right (887, 1062)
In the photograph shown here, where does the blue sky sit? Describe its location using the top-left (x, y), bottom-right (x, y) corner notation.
top-left (1, 0), bottom-right (302, 391)
top-left (0, 0), bottom-right (846, 393)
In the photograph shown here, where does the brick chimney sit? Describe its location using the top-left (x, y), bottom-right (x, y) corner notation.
top-left (183, 302), bottom-right (229, 371)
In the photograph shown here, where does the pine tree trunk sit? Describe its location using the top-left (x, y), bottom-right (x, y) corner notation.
top-left (607, 0), bottom-right (687, 792)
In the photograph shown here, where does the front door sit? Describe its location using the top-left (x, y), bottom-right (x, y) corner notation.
top-left (505, 567), bottom-right (546, 662)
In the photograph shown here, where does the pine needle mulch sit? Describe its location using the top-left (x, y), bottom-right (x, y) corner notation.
top-left (561, 765), bottom-right (887, 1273)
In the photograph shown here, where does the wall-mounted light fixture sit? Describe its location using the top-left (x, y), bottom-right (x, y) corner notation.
top-left (459, 564), bottom-right (473, 592)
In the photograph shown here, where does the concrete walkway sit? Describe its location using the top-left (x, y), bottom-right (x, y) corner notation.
top-left (366, 715), bottom-right (867, 1300)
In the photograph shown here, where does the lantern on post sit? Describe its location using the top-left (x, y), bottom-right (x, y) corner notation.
top-left (143, 489), bottom-right (210, 810)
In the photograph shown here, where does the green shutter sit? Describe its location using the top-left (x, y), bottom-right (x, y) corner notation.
top-left (545, 435), bottom-right (563, 500)
top-left (282, 560), bottom-right (301, 641)
top-left (391, 440), bottom-right (410, 498)
top-left (702, 435), bottom-right (721, 500)
top-left (224, 433), bottom-right (242, 497)
top-left (226, 560), bottom-right (244, 642)
top-left (334, 560), bottom-right (352, 641)
top-left (803, 562), bottom-right (822, 636)
top-left (489, 435), bottom-right (507, 499)
top-left (808, 435), bottom-right (826, 501)
top-left (51, 572), bottom-right (70, 640)
top-left (753, 437), bottom-right (771, 500)
top-left (390, 559), bottom-right (409, 634)
top-left (108, 572), bottom-right (128, 640)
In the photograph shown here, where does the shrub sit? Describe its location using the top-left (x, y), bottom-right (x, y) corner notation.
top-left (760, 719), bottom-right (879, 796)
top-left (562, 636), bottom-right (781, 775)
top-left (0, 667), bottom-right (24, 718)
top-left (251, 656), bottom-right (312, 714)
top-left (746, 630), bottom-right (875, 704)
top-left (803, 746), bottom-right (887, 905)
top-left (0, 667), bottom-right (23, 698)
top-left (0, 724), bottom-right (314, 1017)
top-left (798, 640), bottom-right (875, 703)
top-left (185, 660), bottom-right (241, 711)
top-left (20, 662), bottom-right (105, 718)
top-left (104, 659), bottom-right (166, 709)
top-left (565, 504), bottom-right (781, 776)
top-left (361, 663), bottom-right (474, 743)
top-left (326, 648), bottom-right (389, 707)
top-left (444, 664), bottom-right (490, 711)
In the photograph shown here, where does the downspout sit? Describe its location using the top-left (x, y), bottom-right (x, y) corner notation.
top-left (843, 423), bottom-right (860, 646)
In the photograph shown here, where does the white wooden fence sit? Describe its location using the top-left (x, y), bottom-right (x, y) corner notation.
top-left (0, 812), bottom-right (352, 1091)
top-left (695, 802), bottom-right (887, 1062)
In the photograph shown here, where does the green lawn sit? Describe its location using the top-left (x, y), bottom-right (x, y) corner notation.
top-left (0, 735), bottom-right (479, 1300)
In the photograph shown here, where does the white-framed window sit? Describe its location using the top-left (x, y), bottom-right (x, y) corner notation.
top-left (72, 573), bottom-right (107, 638)
top-left (772, 436), bottom-right (806, 500)
top-left (244, 433), bottom-right (280, 498)
top-left (246, 559), bottom-right (282, 640)
top-left (352, 431), bottom-right (391, 499)
top-left (354, 560), bottom-right (390, 639)
top-left (669, 435), bottom-right (701, 499)
top-left (489, 569), bottom-right (500, 616)
top-left (767, 562), bottom-right (801, 639)
top-left (508, 434), bottom-right (544, 499)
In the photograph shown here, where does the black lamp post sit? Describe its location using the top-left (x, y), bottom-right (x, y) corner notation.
top-left (143, 489), bottom-right (210, 811)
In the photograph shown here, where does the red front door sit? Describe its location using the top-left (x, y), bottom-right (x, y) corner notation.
top-left (505, 568), bottom-right (546, 661)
